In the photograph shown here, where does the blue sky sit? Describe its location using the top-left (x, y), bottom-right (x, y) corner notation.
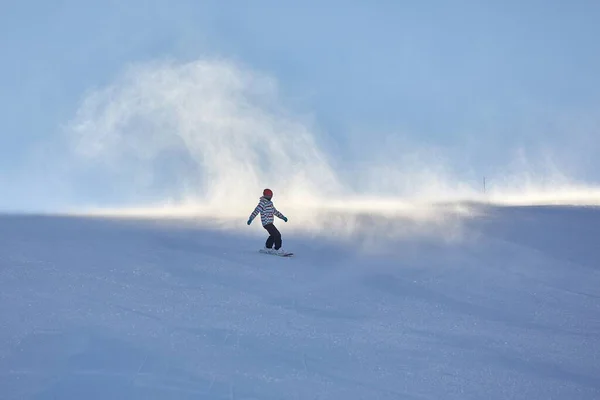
top-left (1, 0), bottom-right (599, 209)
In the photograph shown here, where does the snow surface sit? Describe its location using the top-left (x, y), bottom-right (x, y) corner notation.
top-left (1, 204), bottom-right (599, 399)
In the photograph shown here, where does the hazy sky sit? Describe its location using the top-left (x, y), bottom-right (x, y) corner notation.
top-left (1, 0), bottom-right (599, 209)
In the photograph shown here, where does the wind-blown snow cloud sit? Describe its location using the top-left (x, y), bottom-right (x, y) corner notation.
top-left (68, 58), bottom-right (343, 213)
top-left (64, 57), bottom-right (600, 240)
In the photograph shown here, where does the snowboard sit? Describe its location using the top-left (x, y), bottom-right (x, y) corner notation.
top-left (259, 249), bottom-right (294, 257)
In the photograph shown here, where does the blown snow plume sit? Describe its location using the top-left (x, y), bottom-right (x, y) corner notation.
top-left (64, 58), bottom-right (600, 240)
top-left (68, 59), bottom-right (342, 216)
top-left (64, 58), bottom-right (474, 240)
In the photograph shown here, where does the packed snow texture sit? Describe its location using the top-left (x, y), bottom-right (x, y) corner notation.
top-left (1, 204), bottom-right (599, 399)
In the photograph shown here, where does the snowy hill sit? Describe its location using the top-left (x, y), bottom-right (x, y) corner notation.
top-left (1, 204), bottom-right (599, 400)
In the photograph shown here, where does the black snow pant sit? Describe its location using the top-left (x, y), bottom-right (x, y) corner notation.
top-left (263, 223), bottom-right (282, 250)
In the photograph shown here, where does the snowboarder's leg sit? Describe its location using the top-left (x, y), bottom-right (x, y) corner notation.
top-left (274, 228), bottom-right (282, 250)
top-left (263, 223), bottom-right (282, 250)
top-left (265, 235), bottom-right (274, 249)
top-left (263, 224), bottom-right (275, 249)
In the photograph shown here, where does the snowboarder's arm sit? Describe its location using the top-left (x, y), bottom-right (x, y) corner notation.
top-left (248, 202), bottom-right (263, 221)
top-left (274, 208), bottom-right (287, 222)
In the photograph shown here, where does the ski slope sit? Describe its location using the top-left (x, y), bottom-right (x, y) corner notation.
top-left (1, 204), bottom-right (599, 399)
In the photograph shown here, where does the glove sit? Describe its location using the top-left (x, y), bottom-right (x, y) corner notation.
top-left (247, 218), bottom-right (253, 225)
top-left (282, 216), bottom-right (288, 222)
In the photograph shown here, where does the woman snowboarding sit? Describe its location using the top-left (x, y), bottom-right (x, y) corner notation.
top-left (247, 188), bottom-right (290, 255)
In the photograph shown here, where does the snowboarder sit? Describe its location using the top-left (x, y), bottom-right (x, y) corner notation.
top-left (247, 188), bottom-right (289, 255)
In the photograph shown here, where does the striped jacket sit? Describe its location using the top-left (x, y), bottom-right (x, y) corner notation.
top-left (249, 196), bottom-right (286, 226)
